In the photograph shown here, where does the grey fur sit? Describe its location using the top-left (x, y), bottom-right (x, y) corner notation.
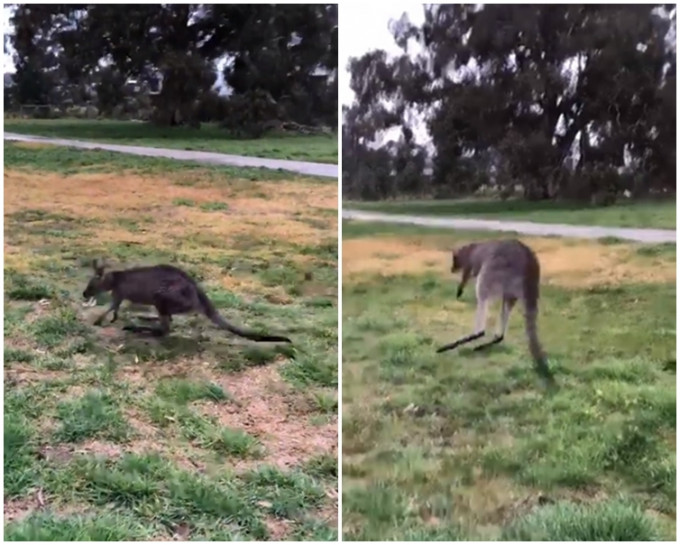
top-left (436, 240), bottom-right (554, 384)
top-left (83, 259), bottom-right (291, 343)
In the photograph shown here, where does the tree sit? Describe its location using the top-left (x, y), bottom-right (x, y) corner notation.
top-left (8, 4), bottom-right (338, 130)
top-left (344, 4), bottom-right (676, 201)
top-left (219, 4), bottom-right (338, 128)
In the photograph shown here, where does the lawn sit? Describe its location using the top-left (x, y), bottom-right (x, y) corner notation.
top-left (346, 197), bottom-right (676, 230)
top-left (4, 119), bottom-right (338, 164)
top-left (342, 220), bottom-right (676, 541)
top-left (4, 141), bottom-right (338, 541)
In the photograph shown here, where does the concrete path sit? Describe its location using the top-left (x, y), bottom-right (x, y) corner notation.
top-left (4, 132), bottom-right (338, 179)
top-left (342, 209), bottom-right (676, 243)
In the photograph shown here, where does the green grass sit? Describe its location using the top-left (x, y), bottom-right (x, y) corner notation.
top-left (4, 451), bottom-right (336, 540)
top-left (54, 391), bottom-right (130, 443)
top-left (501, 499), bottom-right (663, 541)
top-left (346, 197), bottom-right (676, 229)
top-left (4, 146), bottom-right (338, 540)
top-left (155, 378), bottom-right (230, 405)
top-left (5, 511), bottom-right (157, 541)
top-left (342, 224), bottom-right (675, 541)
top-left (5, 118), bottom-right (338, 164)
top-left (4, 140), bottom-right (328, 182)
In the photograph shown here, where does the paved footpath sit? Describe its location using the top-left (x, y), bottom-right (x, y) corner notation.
top-left (342, 209), bottom-right (676, 243)
top-left (4, 132), bottom-right (338, 179)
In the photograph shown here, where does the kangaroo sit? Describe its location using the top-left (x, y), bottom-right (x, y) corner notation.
top-left (82, 259), bottom-right (292, 343)
top-left (435, 239), bottom-right (554, 385)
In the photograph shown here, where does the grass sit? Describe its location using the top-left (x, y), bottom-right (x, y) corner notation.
top-left (501, 499), bottom-right (663, 541)
top-left (4, 144), bottom-right (338, 540)
top-left (155, 378), bottom-right (230, 405)
top-left (4, 118), bottom-right (338, 164)
top-left (346, 197), bottom-right (676, 229)
top-left (342, 223), bottom-right (676, 541)
top-left (4, 140), bottom-right (329, 182)
top-left (54, 391), bottom-right (130, 443)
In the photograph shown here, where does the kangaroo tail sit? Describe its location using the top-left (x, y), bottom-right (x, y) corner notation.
top-left (523, 260), bottom-right (555, 385)
top-left (524, 305), bottom-right (552, 379)
top-left (196, 289), bottom-right (291, 343)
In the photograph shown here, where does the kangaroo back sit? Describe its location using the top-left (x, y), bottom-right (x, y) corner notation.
top-left (196, 288), bottom-right (291, 343)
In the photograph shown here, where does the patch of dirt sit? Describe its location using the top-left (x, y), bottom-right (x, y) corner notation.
top-left (343, 236), bottom-right (674, 287)
top-left (5, 364), bottom-right (65, 387)
top-left (4, 497), bottom-right (37, 523)
top-left (196, 362), bottom-right (338, 471)
top-left (4, 490), bottom-right (95, 524)
top-left (125, 408), bottom-right (160, 438)
top-left (61, 384), bottom-right (87, 401)
top-left (115, 359), bottom-right (337, 474)
top-left (315, 490), bottom-right (339, 532)
top-left (73, 440), bottom-right (124, 458)
top-left (119, 357), bottom-right (215, 386)
top-left (38, 444), bottom-right (75, 465)
top-left (264, 517), bottom-right (293, 541)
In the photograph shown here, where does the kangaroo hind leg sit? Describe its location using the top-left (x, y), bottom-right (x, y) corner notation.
top-left (436, 298), bottom-right (489, 353)
top-left (473, 296), bottom-right (516, 352)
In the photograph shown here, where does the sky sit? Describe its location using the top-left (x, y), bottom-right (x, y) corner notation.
top-left (340, 2), bottom-right (424, 106)
top-left (340, 3), bottom-right (431, 146)
top-left (3, 6), bottom-right (14, 73)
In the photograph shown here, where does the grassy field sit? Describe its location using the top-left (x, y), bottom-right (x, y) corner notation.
top-left (4, 119), bottom-right (338, 164)
top-left (4, 141), bottom-right (338, 541)
top-left (342, 220), bottom-right (676, 541)
top-left (346, 198), bottom-right (676, 230)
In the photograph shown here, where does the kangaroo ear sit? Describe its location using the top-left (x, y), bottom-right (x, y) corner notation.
top-left (93, 259), bottom-right (105, 277)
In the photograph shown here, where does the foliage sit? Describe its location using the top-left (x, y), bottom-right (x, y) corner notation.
top-left (7, 4), bottom-right (338, 131)
top-left (343, 5), bottom-right (676, 202)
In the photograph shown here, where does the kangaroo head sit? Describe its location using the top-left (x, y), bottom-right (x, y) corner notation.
top-left (450, 243), bottom-right (476, 273)
top-left (83, 259), bottom-right (114, 299)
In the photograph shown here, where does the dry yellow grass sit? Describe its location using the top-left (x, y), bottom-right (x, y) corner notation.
top-left (4, 169), bottom-right (336, 246)
top-left (9, 141), bottom-right (55, 150)
top-left (343, 236), bottom-right (674, 287)
top-left (5, 168), bottom-right (338, 293)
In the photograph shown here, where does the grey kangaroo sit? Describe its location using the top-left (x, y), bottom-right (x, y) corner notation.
top-left (435, 239), bottom-right (554, 384)
top-left (82, 259), bottom-right (292, 343)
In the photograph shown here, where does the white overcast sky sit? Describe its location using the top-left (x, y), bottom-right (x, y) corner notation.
top-left (340, 3), bottom-right (430, 146)
top-left (340, 2), bottom-right (424, 107)
top-left (3, 6), bottom-right (14, 73)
